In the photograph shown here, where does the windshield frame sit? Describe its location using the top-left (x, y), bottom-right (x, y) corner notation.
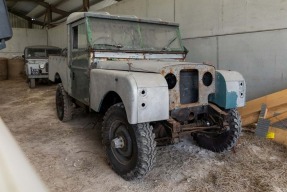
top-left (86, 17), bottom-right (185, 53)
top-left (25, 48), bottom-right (61, 59)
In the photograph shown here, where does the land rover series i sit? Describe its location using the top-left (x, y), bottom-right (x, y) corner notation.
top-left (24, 45), bottom-right (61, 88)
top-left (49, 12), bottom-right (246, 180)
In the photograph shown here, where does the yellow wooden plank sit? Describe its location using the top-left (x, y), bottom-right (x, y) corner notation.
top-left (268, 127), bottom-right (287, 146)
top-left (238, 89), bottom-right (287, 117)
top-left (269, 111), bottom-right (287, 124)
top-left (241, 103), bottom-right (287, 126)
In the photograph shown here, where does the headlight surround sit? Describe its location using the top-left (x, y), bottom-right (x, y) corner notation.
top-left (165, 73), bottom-right (177, 89)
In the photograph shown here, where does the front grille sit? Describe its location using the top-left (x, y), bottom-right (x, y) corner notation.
top-left (180, 70), bottom-right (199, 104)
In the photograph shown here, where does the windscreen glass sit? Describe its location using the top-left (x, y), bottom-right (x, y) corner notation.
top-left (87, 18), bottom-right (184, 52)
top-left (26, 48), bottom-right (46, 58)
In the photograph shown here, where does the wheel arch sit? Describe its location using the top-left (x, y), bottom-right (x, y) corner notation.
top-left (99, 91), bottom-right (123, 113)
top-left (54, 73), bottom-right (62, 83)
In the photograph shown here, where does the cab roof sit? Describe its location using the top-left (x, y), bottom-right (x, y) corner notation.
top-left (66, 12), bottom-right (179, 26)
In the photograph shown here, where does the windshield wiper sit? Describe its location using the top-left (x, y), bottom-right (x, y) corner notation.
top-left (93, 43), bottom-right (123, 49)
top-left (161, 36), bottom-right (178, 51)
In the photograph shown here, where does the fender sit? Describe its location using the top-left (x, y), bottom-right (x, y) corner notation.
top-left (209, 70), bottom-right (246, 109)
top-left (90, 69), bottom-right (169, 124)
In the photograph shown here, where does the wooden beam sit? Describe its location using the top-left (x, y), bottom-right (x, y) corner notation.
top-left (239, 89), bottom-right (287, 126)
top-left (8, 9), bottom-right (46, 26)
top-left (269, 111), bottom-right (287, 124)
top-left (33, 0), bottom-right (69, 19)
top-left (83, 0), bottom-right (90, 12)
top-left (239, 89), bottom-right (287, 117)
top-left (7, 0), bottom-right (70, 18)
top-left (241, 103), bottom-right (287, 126)
top-left (50, 6), bottom-right (70, 16)
top-left (47, 5), bottom-right (52, 24)
top-left (7, 0), bottom-right (49, 8)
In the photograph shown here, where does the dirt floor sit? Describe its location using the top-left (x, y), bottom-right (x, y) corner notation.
top-left (0, 79), bottom-right (287, 192)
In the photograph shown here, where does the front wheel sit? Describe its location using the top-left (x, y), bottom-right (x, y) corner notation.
top-left (102, 103), bottom-right (156, 180)
top-left (193, 109), bottom-right (242, 153)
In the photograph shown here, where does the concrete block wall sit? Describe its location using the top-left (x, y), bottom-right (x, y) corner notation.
top-left (0, 28), bottom-right (48, 58)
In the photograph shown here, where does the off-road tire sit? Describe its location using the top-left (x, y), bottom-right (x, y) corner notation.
top-left (102, 103), bottom-right (156, 180)
top-left (193, 109), bottom-right (242, 153)
top-left (56, 83), bottom-right (73, 122)
top-left (29, 78), bottom-right (35, 88)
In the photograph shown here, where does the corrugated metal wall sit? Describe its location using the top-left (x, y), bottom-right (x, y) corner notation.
top-left (8, 12), bottom-right (42, 29)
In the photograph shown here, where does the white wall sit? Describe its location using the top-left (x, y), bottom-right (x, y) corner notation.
top-left (100, 0), bottom-right (175, 22)
top-left (176, 0), bottom-right (287, 38)
top-left (0, 28), bottom-right (47, 58)
top-left (47, 23), bottom-right (67, 49)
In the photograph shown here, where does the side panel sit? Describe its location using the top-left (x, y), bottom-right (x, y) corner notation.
top-left (48, 56), bottom-right (70, 92)
top-left (90, 70), bottom-right (169, 124)
top-left (209, 70), bottom-right (246, 109)
top-left (133, 73), bottom-right (169, 123)
top-left (70, 51), bottom-right (90, 105)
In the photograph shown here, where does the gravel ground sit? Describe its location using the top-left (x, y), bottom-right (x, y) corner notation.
top-left (0, 79), bottom-right (287, 192)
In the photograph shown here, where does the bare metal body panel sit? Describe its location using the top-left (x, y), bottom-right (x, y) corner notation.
top-left (48, 56), bottom-right (70, 93)
top-left (90, 69), bottom-right (169, 124)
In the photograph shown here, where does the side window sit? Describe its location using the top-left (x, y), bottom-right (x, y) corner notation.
top-left (72, 23), bottom-right (86, 50)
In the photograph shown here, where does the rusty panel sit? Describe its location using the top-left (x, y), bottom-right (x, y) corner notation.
top-left (161, 64), bottom-right (216, 110)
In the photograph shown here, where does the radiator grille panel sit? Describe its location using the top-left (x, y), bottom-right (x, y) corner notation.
top-left (180, 70), bottom-right (199, 104)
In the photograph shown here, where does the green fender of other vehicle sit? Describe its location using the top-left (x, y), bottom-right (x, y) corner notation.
top-left (209, 70), bottom-right (246, 109)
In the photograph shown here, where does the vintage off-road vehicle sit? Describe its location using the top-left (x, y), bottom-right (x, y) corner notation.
top-left (24, 45), bottom-right (61, 88)
top-left (49, 12), bottom-right (246, 180)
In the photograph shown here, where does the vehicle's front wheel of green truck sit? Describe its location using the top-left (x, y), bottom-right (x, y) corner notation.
top-left (193, 108), bottom-right (242, 153)
top-left (56, 83), bottom-right (73, 122)
top-left (102, 103), bottom-right (156, 180)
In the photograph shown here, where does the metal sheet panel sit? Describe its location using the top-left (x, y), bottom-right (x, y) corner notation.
top-left (90, 69), bottom-right (169, 124)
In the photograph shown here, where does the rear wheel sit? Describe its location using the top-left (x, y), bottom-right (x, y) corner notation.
top-left (102, 103), bottom-right (156, 180)
top-left (193, 109), bottom-right (242, 152)
top-left (56, 83), bottom-right (73, 121)
top-left (29, 78), bottom-right (35, 88)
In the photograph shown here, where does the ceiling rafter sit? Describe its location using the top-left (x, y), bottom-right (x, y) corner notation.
top-left (52, 0), bottom-right (104, 23)
top-left (7, 0), bottom-right (71, 17)
top-left (8, 8), bottom-right (53, 27)
top-left (33, 0), bottom-right (69, 19)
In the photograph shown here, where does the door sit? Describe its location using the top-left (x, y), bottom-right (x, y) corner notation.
top-left (70, 22), bottom-right (90, 105)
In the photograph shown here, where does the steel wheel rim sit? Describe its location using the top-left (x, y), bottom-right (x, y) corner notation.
top-left (110, 120), bottom-right (133, 165)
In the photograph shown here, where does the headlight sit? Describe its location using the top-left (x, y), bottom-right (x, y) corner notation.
top-left (165, 73), bottom-right (177, 89)
top-left (39, 64), bottom-right (45, 69)
top-left (202, 72), bottom-right (213, 86)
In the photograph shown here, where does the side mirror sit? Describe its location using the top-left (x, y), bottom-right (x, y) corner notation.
top-left (22, 54), bottom-right (24, 58)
